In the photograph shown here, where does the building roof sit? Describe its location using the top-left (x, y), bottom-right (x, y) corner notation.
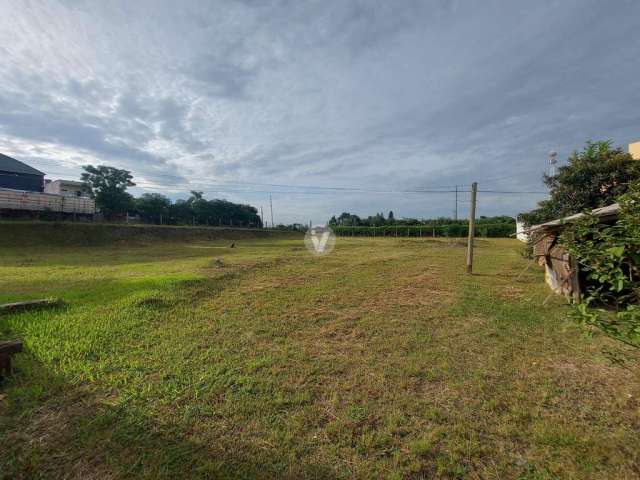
top-left (0, 153), bottom-right (44, 176)
top-left (50, 179), bottom-right (84, 186)
top-left (528, 203), bottom-right (620, 233)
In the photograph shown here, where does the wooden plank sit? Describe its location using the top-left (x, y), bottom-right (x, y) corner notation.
top-left (0, 188), bottom-right (95, 214)
top-left (0, 340), bottom-right (23, 355)
top-left (0, 299), bottom-right (58, 312)
top-left (533, 233), bottom-right (556, 257)
top-left (0, 340), bottom-right (23, 377)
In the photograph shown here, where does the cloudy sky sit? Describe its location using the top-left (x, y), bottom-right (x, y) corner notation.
top-left (1, 0), bottom-right (639, 224)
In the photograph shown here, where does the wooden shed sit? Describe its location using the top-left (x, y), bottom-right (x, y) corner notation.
top-left (528, 203), bottom-right (620, 300)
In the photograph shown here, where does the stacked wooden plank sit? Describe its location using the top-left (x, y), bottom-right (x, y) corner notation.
top-left (0, 188), bottom-right (95, 214)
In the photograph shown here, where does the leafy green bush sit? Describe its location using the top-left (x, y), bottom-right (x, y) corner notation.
top-left (560, 182), bottom-right (640, 347)
top-left (520, 141), bottom-right (640, 226)
top-left (518, 240), bottom-right (534, 260)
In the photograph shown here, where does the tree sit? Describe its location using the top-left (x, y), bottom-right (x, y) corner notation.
top-left (336, 212), bottom-right (361, 226)
top-left (520, 141), bottom-right (640, 225)
top-left (136, 193), bottom-right (171, 223)
top-left (165, 192), bottom-right (262, 227)
top-left (169, 199), bottom-right (192, 224)
top-left (369, 212), bottom-right (386, 226)
top-left (388, 210), bottom-right (395, 223)
top-left (189, 190), bottom-right (204, 202)
top-left (81, 165), bottom-right (135, 217)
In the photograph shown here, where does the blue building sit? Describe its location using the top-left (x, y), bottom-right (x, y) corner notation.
top-left (0, 153), bottom-right (45, 192)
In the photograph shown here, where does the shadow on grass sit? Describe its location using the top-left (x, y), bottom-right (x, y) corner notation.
top-left (0, 246), bottom-right (220, 268)
top-left (1, 273), bottom-right (335, 478)
top-left (0, 240), bottom-right (298, 269)
top-left (1, 353), bottom-right (337, 479)
top-left (0, 276), bottom-right (195, 307)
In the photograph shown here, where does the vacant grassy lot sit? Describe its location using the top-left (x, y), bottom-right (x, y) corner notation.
top-left (1, 236), bottom-right (638, 479)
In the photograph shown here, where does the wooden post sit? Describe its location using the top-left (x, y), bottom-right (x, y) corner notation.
top-left (466, 182), bottom-right (478, 274)
top-left (454, 185), bottom-right (458, 220)
top-left (269, 193), bottom-right (274, 228)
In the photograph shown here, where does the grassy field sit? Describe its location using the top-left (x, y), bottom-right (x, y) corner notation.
top-left (0, 236), bottom-right (638, 479)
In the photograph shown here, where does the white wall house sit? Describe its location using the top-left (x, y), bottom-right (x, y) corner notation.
top-left (515, 218), bottom-right (530, 243)
top-left (44, 179), bottom-right (90, 197)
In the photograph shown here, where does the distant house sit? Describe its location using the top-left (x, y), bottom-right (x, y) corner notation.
top-left (629, 141), bottom-right (640, 160)
top-left (515, 217), bottom-right (530, 243)
top-left (44, 179), bottom-right (90, 197)
top-left (0, 153), bottom-right (45, 192)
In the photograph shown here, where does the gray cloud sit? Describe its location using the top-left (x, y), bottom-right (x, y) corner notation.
top-left (0, 0), bottom-right (639, 222)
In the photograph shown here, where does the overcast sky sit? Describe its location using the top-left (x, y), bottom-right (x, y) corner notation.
top-left (1, 0), bottom-right (639, 224)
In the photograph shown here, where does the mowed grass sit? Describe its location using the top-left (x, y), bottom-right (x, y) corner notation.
top-left (0, 237), bottom-right (639, 479)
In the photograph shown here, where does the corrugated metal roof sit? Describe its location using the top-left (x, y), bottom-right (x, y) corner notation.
top-left (0, 153), bottom-right (44, 176)
top-left (528, 203), bottom-right (620, 233)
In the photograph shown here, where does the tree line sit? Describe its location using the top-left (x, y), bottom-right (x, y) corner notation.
top-left (328, 211), bottom-right (516, 237)
top-left (329, 210), bottom-right (515, 227)
top-left (80, 165), bottom-right (262, 227)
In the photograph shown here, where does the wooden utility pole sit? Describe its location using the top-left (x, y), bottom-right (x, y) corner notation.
top-left (269, 194), bottom-right (274, 228)
top-left (454, 185), bottom-right (458, 220)
top-left (466, 182), bottom-right (478, 274)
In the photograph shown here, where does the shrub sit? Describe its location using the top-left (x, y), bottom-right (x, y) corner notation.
top-left (560, 181), bottom-right (640, 347)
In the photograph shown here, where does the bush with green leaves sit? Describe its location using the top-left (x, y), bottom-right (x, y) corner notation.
top-left (560, 182), bottom-right (640, 347)
top-left (520, 141), bottom-right (640, 226)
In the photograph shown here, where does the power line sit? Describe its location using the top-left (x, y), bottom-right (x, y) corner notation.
top-left (0, 172), bottom-right (548, 196)
top-left (477, 190), bottom-right (547, 194)
top-left (474, 168), bottom-right (545, 184)
top-left (22, 158), bottom-right (449, 192)
top-left (21, 158), bottom-right (548, 195)
top-left (5, 155), bottom-right (550, 195)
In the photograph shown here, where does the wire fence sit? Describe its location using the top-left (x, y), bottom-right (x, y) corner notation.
top-left (332, 222), bottom-right (515, 238)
